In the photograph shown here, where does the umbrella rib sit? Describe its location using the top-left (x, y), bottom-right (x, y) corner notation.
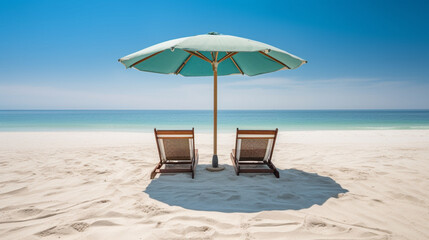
top-left (184, 50), bottom-right (212, 63)
top-left (195, 51), bottom-right (212, 63)
top-left (175, 54), bottom-right (192, 75)
top-left (230, 56), bottom-right (244, 75)
top-left (129, 50), bottom-right (164, 68)
top-left (259, 51), bottom-right (291, 69)
top-left (218, 52), bottom-right (238, 63)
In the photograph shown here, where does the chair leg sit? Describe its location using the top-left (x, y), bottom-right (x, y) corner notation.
top-left (267, 161), bottom-right (280, 178)
top-left (190, 161), bottom-right (194, 179)
top-left (150, 162), bottom-right (162, 179)
top-left (273, 168), bottom-right (279, 178)
top-left (191, 149), bottom-right (198, 179)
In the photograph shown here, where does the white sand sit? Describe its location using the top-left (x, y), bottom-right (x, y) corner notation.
top-left (0, 130), bottom-right (428, 239)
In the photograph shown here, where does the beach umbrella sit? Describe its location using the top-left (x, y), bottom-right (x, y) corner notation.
top-left (118, 32), bottom-right (307, 169)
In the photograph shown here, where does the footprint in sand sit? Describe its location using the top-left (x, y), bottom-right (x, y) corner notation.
top-left (183, 226), bottom-right (214, 239)
top-left (36, 222), bottom-right (89, 237)
top-left (71, 222), bottom-right (89, 232)
top-left (16, 208), bottom-right (43, 217)
top-left (304, 217), bottom-right (349, 234)
top-left (36, 226), bottom-right (57, 237)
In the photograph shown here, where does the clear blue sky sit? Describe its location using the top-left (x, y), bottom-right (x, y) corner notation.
top-left (0, 0), bottom-right (428, 109)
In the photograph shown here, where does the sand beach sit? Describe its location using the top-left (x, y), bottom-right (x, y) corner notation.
top-left (1, 130), bottom-right (428, 239)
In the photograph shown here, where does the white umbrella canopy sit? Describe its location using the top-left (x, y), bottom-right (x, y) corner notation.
top-left (119, 32), bottom-right (307, 168)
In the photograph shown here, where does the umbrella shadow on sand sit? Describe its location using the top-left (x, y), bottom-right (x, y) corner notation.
top-left (144, 164), bottom-right (348, 213)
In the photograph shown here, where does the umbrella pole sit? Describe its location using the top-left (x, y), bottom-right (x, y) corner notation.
top-left (212, 62), bottom-right (218, 167)
top-left (207, 55), bottom-right (224, 172)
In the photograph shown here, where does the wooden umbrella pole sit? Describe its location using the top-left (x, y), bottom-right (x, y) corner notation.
top-left (213, 62), bottom-right (218, 156)
top-left (206, 52), bottom-right (224, 171)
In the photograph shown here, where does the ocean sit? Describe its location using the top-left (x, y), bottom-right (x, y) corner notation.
top-left (0, 110), bottom-right (428, 132)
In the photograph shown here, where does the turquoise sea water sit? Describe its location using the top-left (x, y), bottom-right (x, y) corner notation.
top-left (0, 110), bottom-right (428, 132)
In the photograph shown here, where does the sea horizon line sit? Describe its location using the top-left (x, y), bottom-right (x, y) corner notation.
top-left (1, 109), bottom-right (429, 111)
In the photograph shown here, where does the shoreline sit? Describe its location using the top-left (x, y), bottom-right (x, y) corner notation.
top-left (1, 128), bottom-right (429, 133)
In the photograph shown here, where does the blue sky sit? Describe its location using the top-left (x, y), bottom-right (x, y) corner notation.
top-left (0, 0), bottom-right (428, 109)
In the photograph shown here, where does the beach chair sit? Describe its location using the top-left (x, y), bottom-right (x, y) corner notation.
top-left (151, 128), bottom-right (198, 179)
top-left (230, 128), bottom-right (280, 178)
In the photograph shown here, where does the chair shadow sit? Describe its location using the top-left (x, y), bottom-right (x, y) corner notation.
top-left (144, 164), bottom-right (348, 213)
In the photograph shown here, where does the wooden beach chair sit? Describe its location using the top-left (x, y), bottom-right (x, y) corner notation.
top-left (230, 128), bottom-right (280, 178)
top-left (151, 128), bottom-right (198, 179)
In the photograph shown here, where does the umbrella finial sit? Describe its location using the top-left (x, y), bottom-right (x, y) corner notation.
top-left (207, 32), bottom-right (220, 35)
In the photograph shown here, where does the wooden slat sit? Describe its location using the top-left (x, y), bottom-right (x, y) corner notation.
top-left (130, 50), bottom-right (164, 68)
top-left (156, 169), bottom-right (193, 173)
top-left (238, 159), bottom-right (265, 162)
top-left (239, 169), bottom-right (274, 173)
top-left (259, 51), bottom-right (290, 69)
top-left (164, 161), bottom-right (192, 164)
top-left (238, 162), bottom-right (266, 165)
top-left (156, 136), bottom-right (193, 139)
top-left (156, 130), bottom-right (193, 134)
top-left (237, 130), bottom-right (277, 134)
top-left (238, 137), bottom-right (275, 139)
top-left (218, 52), bottom-right (238, 63)
top-left (175, 54), bottom-right (192, 74)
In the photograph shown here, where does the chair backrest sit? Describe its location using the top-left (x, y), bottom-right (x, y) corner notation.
top-left (235, 128), bottom-right (278, 162)
top-left (154, 128), bottom-right (195, 162)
